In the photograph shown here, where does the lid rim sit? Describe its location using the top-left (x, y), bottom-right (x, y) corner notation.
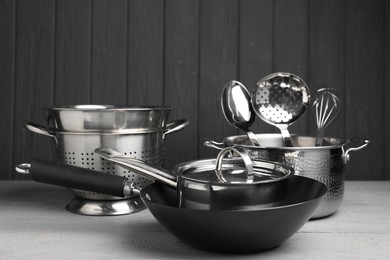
top-left (173, 158), bottom-right (292, 185)
top-left (45, 105), bottom-right (173, 111)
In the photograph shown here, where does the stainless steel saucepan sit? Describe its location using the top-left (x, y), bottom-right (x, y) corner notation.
top-left (16, 147), bottom-right (293, 211)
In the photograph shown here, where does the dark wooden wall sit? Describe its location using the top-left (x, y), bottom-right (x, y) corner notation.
top-left (1, 0), bottom-right (388, 180)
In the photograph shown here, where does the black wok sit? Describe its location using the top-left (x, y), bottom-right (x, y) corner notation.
top-left (141, 176), bottom-right (326, 253)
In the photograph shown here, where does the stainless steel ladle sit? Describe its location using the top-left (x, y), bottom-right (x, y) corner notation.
top-left (221, 80), bottom-right (261, 146)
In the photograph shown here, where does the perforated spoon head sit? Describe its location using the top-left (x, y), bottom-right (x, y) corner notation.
top-left (252, 72), bottom-right (310, 125)
top-left (251, 72), bottom-right (310, 146)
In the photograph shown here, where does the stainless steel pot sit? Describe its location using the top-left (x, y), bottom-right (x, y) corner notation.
top-left (204, 133), bottom-right (370, 218)
top-left (25, 105), bottom-right (189, 216)
top-left (93, 147), bottom-right (293, 210)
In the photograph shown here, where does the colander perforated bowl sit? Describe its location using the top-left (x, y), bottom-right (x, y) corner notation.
top-left (24, 105), bottom-right (189, 215)
top-left (52, 132), bottom-right (164, 200)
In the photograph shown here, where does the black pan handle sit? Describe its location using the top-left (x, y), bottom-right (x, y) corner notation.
top-left (15, 159), bottom-right (134, 197)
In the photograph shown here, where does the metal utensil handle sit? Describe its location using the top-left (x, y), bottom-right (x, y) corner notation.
top-left (94, 148), bottom-right (177, 188)
top-left (163, 119), bottom-right (190, 137)
top-left (278, 124), bottom-right (293, 147)
top-left (215, 147), bottom-right (254, 183)
top-left (342, 138), bottom-right (371, 163)
top-left (314, 128), bottom-right (326, 147)
top-left (15, 159), bottom-right (137, 197)
top-left (246, 131), bottom-right (261, 146)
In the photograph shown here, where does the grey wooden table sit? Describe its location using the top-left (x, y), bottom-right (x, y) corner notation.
top-left (0, 181), bottom-right (389, 259)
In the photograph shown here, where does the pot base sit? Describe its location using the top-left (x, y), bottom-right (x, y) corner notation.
top-left (65, 196), bottom-right (146, 216)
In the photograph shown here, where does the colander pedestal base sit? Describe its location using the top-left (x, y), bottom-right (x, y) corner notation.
top-left (65, 196), bottom-right (146, 216)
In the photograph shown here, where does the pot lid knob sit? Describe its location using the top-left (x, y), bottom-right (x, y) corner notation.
top-left (215, 146), bottom-right (254, 183)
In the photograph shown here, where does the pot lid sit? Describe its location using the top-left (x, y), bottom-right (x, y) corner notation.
top-left (174, 147), bottom-right (293, 185)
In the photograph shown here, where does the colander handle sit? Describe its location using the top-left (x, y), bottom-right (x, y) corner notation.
top-left (162, 119), bottom-right (190, 137)
top-left (24, 122), bottom-right (55, 138)
top-left (15, 159), bottom-right (138, 198)
top-left (24, 122), bottom-right (58, 146)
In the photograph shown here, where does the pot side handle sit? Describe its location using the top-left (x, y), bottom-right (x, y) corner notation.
top-left (343, 137), bottom-right (371, 164)
top-left (202, 140), bottom-right (226, 150)
top-left (162, 119), bottom-right (190, 138)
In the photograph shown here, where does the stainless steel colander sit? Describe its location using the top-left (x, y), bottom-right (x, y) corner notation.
top-left (24, 105), bottom-right (189, 215)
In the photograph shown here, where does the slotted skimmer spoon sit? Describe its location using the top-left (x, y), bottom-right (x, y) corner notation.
top-left (251, 72), bottom-right (310, 147)
top-left (312, 88), bottom-right (341, 146)
top-left (221, 80), bottom-right (261, 146)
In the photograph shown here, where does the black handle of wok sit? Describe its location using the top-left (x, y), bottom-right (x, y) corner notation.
top-left (27, 159), bottom-right (129, 197)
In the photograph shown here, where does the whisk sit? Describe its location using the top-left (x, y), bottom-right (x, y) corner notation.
top-left (312, 88), bottom-right (341, 146)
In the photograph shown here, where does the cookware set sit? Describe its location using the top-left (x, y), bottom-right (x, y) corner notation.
top-left (15, 72), bottom-right (370, 253)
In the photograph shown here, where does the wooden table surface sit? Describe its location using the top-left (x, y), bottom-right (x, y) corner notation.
top-left (1, 180), bottom-right (389, 259)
